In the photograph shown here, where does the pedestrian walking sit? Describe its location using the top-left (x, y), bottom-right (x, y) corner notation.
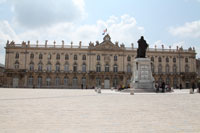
top-left (192, 82), bottom-right (196, 93)
top-left (155, 83), bottom-right (159, 93)
top-left (168, 85), bottom-right (172, 92)
top-left (198, 82), bottom-right (200, 93)
top-left (162, 82), bottom-right (165, 93)
top-left (180, 84), bottom-right (182, 90)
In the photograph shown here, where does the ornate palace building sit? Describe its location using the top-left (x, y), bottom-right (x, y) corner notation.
top-left (196, 59), bottom-right (200, 82)
top-left (0, 63), bottom-right (5, 87)
top-left (4, 34), bottom-right (197, 89)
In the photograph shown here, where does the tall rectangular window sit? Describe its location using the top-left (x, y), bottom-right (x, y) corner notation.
top-left (64, 64), bottom-right (69, 72)
top-left (56, 64), bottom-right (60, 71)
top-left (64, 77), bottom-right (68, 86)
top-left (113, 65), bottom-right (118, 72)
top-left (105, 65), bottom-right (109, 72)
top-left (82, 64), bottom-right (86, 72)
top-left (47, 65), bottom-right (52, 72)
top-left (38, 77), bottom-right (42, 87)
top-left (127, 64), bottom-right (131, 73)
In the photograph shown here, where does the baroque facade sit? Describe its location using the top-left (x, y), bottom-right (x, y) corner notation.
top-left (0, 63), bottom-right (5, 87)
top-left (4, 34), bottom-right (197, 89)
top-left (196, 59), bottom-right (200, 82)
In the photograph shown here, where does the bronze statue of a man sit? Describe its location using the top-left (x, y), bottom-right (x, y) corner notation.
top-left (136, 36), bottom-right (148, 58)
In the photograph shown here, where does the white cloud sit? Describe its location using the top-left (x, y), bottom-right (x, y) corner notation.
top-left (0, 15), bottom-right (144, 45)
top-left (152, 40), bottom-right (196, 50)
top-left (184, 0), bottom-right (200, 3)
top-left (0, 20), bottom-right (20, 64)
top-left (0, 0), bottom-right (6, 4)
top-left (169, 20), bottom-right (200, 38)
top-left (153, 40), bottom-right (164, 48)
top-left (9, 0), bottom-right (86, 28)
top-left (0, 14), bottom-right (144, 64)
top-left (169, 20), bottom-right (200, 57)
top-left (153, 40), bottom-right (175, 49)
top-left (171, 41), bottom-right (188, 49)
top-left (171, 41), bottom-right (200, 58)
top-left (0, 20), bottom-right (19, 42)
top-left (107, 15), bottom-right (144, 45)
top-left (17, 14), bottom-right (144, 46)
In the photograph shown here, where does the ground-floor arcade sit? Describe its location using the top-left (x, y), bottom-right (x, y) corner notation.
top-left (3, 71), bottom-right (197, 89)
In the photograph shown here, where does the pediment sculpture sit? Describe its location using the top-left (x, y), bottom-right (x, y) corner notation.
top-left (89, 34), bottom-right (124, 50)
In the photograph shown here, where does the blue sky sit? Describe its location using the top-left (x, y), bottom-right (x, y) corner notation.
top-left (0, 0), bottom-right (200, 64)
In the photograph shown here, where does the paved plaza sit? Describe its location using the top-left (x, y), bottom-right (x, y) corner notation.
top-left (0, 88), bottom-right (200, 133)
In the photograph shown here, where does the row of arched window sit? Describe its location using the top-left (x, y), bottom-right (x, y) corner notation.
top-left (15, 53), bottom-right (84, 61)
top-left (27, 75), bottom-right (180, 88)
top-left (96, 64), bottom-right (132, 73)
top-left (95, 77), bottom-right (119, 87)
top-left (97, 55), bottom-right (131, 61)
top-left (15, 52), bottom-right (132, 62)
top-left (27, 76), bottom-right (121, 88)
top-left (31, 53), bottom-right (132, 62)
top-left (29, 62), bottom-right (86, 72)
top-left (151, 56), bottom-right (189, 63)
top-left (151, 64), bottom-right (190, 73)
top-left (28, 76), bottom-right (86, 87)
top-left (28, 62), bottom-right (132, 73)
top-left (15, 52), bottom-right (189, 63)
top-left (157, 76), bottom-right (179, 88)
top-left (14, 59), bottom-right (190, 73)
top-left (30, 53), bottom-right (87, 61)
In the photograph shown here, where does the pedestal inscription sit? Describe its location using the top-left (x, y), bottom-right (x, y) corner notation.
top-left (140, 65), bottom-right (149, 80)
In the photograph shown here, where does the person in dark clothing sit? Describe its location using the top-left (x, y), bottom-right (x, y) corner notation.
top-left (180, 84), bottom-right (182, 90)
top-left (162, 82), bottom-right (165, 93)
top-left (192, 82), bottom-right (196, 92)
top-left (155, 83), bottom-right (159, 93)
top-left (81, 84), bottom-right (83, 89)
top-left (168, 85), bottom-right (171, 92)
top-left (198, 82), bottom-right (200, 93)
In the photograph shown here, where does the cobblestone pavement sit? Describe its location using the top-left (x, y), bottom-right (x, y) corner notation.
top-left (0, 88), bottom-right (200, 133)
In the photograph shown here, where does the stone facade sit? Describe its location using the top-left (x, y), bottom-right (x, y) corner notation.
top-left (196, 59), bottom-right (200, 82)
top-left (0, 63), bottom-right (5, 87)
top-left (3, 34), bottom-right (197, 89)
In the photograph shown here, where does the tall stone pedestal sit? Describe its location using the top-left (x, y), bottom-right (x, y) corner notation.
top-left (131, 58), bottom-right (155, 92)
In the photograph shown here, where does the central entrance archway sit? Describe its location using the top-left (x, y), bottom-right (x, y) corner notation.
top-left (13, 77), bottom-right (19, 88)
top-left (104, 77), bottom-right (110, 89)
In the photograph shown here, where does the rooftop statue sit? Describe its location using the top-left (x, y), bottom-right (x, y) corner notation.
top-left (136, 36), bottom-right (148, 58)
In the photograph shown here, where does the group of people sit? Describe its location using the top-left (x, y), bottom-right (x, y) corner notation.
top-left (191, 82), bottom-right (200, 93)
top-left (117, 85), bottom-right (130, 91)
top-left (81, 84), bottom-right (88, 89)
top-left (155, 82), bottom-right (200, 93)
top-left (155, 82), bottom-right (172, 93)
